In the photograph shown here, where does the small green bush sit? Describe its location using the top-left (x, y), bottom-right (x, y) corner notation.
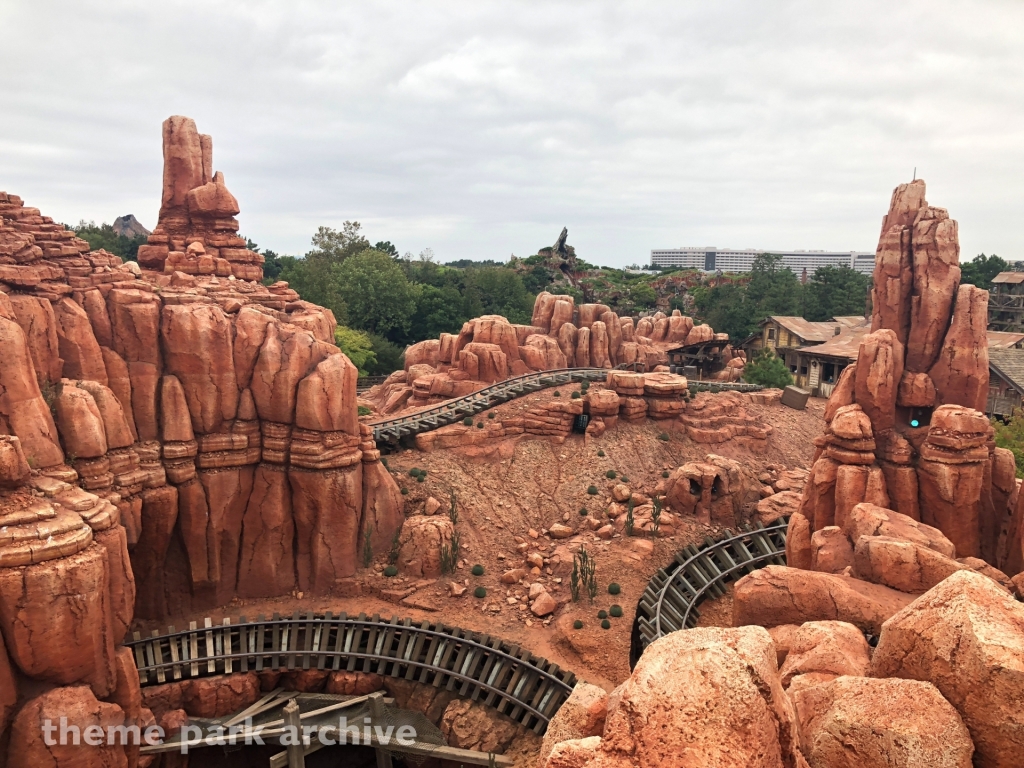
top-left (416, 475), bottom-right (425, 483)
top-left (608, 583), bottom-right (621, 595)
top-left (463, 416), bottom-right (474, 426)
top-left (597, 449), bottom-right (606, 457)
top-left (477, 422), bottom-right (484, 429)
top-left (587, 485), bottom-right (598, 495)
top-left (474, 586), bottom-right (487, 598)
top-left (620, 476), bottom-right (630, 484)
top-left (605, 470), bottom-right (617, 479)
top-left (419, 469), bottom-right (428, 477)
top-left (409, 468), bottom-right (420, 477)
top-left (383, 565), bottom-right (398, 577)
top-left (579, 507), bottom-right (589, 517)
top-left (554, 391), bottom-right (561, 397)
top-left (358, 405), bottom-right (372, 416)
top-left (400, 487), bottom-right (409, 495)
top-left (381, 457), bottom-right (388, 468)
top-left (658, 432), bottom-right (670, 441)
top-left (573, 619), bottom-right (584, 630)
top-left (662, 470), bottom-right (670, 478)
top-left (488, 412), bottom-right (496, 419)
top-left (601, 619), bottom-right (611, 630)
top-left (471, 564), bottom-right (484, 576)
top-left (610, 604), bottom-right (623, 618)
top-left (597, 609), bottom-right (608, 619)
top-left (571, 391), bottom-right (581, 399)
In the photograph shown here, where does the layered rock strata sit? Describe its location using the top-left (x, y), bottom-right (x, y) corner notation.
top-left (0, 119), bottom-right (401, 763)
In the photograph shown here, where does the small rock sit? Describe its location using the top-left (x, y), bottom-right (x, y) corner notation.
top-left (527, 553), bottom-right (545, 568)
top-left (596, 525), bottom-right (615, 540)
top-left (501, 568), bottom-right (527, 584)
top-left (549, 523), bottom-right (574, 539)
top-left (448, 582), bottom-right (466, 597)
top-left (424, 496), bottom-right (442, 515)
top-left (529, 529), bottom-right (539, 539)
top-left (529, 583), bottom-right (546, 599)
top-left (531, 592), bottom-right (557, 617)
top-left (611, 484), bottom-right (631, 502)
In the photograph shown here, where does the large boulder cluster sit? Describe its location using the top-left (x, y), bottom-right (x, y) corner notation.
top-left (364, 295), bottom-right (745, 415)
top-left (0, 118), bottom-right (403, 762)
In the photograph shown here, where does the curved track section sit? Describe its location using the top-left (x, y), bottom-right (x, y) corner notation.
top-left (128, 612), bottom-right (576, 734)
top-left (630, 516), bottom-right (790, 668)
top-left (369, 367), bottom-right (763, 444)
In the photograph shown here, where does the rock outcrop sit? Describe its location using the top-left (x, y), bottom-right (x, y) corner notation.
top-left (0, 118), bottom-right (403, 763)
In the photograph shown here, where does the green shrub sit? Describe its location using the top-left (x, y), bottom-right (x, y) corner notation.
top-left (573, 619), bottom-right (584, 630)
top-left (471, 564), bottom-right (484, 576)
top-left (554, 391), bottom-right (561, 397)
top-left (586, 485), bottom-right (598, 495)
top-left (658, 432), bottom-right (670, 441)
top-left (605, 470), bottom-right (617, 479)
top-left (463, 416), bottom-right (474, 426)
top-left (409, 468), bottom-right (421, 477)
top-left (579, 507), bottom-right (589, 517)
top-left (488, 412), bottom-right (496, 419)
top-left (662, 470), bottom-right (670, 478)
top-left (608, 583), bottom-right (621, 595)
top-left (416, 475), bottom-right (425, 483)
top-left (383, 565), bottom-right (398, 577)
top-left (610, 604), bottom-right (623, 617)
top-left (597, 449), bottom-right (605, 457)
top-left (474, 586), bottom-right (487, 598)
top-left (742, 347), bottom-right (794, 389)
top-left (601, 619), bottom-right (611, 630)
top-left (419, 469), bottom-right (428, 477)
top-left (597, 609), bottom-right (608, 619)
top-left (477, 422), bottom-right (484, 429)
top-left (358, 405), bottom-right (372, 417)
top-left (381, 457), bottom-right (388, 468)
top-left (620, 476), bottom-right (630, 484)
top-left (571, 391), bottom-right (581, 399)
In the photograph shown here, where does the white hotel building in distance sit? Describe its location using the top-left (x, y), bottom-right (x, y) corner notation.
top-left (650, 247), bottom-right (875, 276)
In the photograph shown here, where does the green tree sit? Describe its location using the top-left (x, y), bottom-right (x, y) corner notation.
top-left (71, 221), bottom-right (147, 261)
top-left (409, 284), bottom-right (467, 340)
top-left (366, 333), bottom-right (405, 375)
top-left (961, 253), bottom-right (1009, 291)
top-left (742, 348), bottom-right (794, 389)
top-left (462, 266), bottom-right (534, 323)
top-left (801, 265), bottom-right (870, 321)
top-left (630, 283), bottom-right (658, 311)
top-left (307, 222), bottom-right (370, 264)
top-left (374, 240), bottom-right (399, 258)
top-left (993, 411), bottom-right (1024, 478)
top-left (747, 253), bottom-right (803, 320)
top-left (278, 258), bottom-right (348, 325)
top-left (337, 248), bottom-right (417, 337)
top-left (700, 282), bottom-right (756, 341)
top-left (334, 326), bottom-right (377, 375)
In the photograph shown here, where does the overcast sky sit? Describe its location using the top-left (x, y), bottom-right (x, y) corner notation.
top-left (2, 1), bottom-right (1023, 267)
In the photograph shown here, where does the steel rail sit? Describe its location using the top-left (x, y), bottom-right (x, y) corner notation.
top-left (631, 516), bottom-right (790, 668)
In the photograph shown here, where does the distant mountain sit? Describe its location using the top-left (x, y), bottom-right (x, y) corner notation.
top-left (112, 214), bottom-right (150, 239)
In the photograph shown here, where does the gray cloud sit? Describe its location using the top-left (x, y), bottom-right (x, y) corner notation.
top-left (2, 0), bottom-right (1023, 265)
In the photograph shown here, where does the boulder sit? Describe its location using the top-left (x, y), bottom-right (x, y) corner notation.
top-left (6, 686), bottom-right (128, 768)
top-left (440, 699), bottom-right (521, 755)
top-left (733, 565), bottom-right (915, 635)
top-left (53, 383), bottom-right (108, 459)
top-left (792, 676), bottom-right (973, 768)
top-left (853, 535), bottom-right (969, 593)
top-left (844, 503), bottom-right (955, 558)
top-left (784, 511), bottom-right (813, 570)
top-left (0, 435), bottom-right (31, 489)
top-left (810, 526), bottom-right (854, 574)
top-left (594, 626), bottom-right (804, 768)
top-left (777, 621), bottom-right (871, 688)
top-left (397, 516), bottom-right (454, 578)
top-left (539, 682), bottom-right (608, 766)
top-left (53, 297), bottom-right (108, 384)
top-left (870, 570), bottom-right (1024, 767)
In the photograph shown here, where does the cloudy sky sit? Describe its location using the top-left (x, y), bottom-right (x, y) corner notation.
top-left (2, 1), bottom-right (1023, 266)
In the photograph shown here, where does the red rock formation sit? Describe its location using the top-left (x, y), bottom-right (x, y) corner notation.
top-left (870, 571), bottom-right (1024, 767)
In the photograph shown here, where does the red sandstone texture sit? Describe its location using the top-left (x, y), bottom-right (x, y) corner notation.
top-left (0, 118), bottom-right (403, 765)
